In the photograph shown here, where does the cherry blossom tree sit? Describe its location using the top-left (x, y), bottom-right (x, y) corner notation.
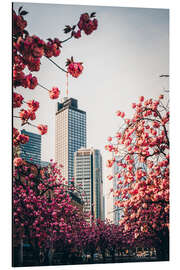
top-left (13, 160), bottom-right (88, 266)
top-left (13, 7), bottom-right (99, 266)
top-left (95, 219), bottom-right (124, 262)
top-left (106, 94), bottom-right (169, 260)
top-left (78, 219), bottom-right (125, 263)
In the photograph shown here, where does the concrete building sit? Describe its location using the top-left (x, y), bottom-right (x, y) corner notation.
top-left (20, 129), bottom-right (41, 166)
top-left (74, 148), bottom-right (103, 222)
top-left (55, 98), bottom-right (86, 184)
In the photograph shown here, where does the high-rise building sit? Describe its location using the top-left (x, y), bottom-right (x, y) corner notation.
top-left (40, 161), bottom-right (49, 167)
top-left (20, 129), bottom-right (41, 165)
top-left (55, 98), bottom-right (86, 183)
top-left (74, 148), bottom-right (103, 222)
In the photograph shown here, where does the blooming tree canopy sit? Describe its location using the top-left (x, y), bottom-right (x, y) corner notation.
top-left (13, 161), bottom-right (87, 260)
top-left (105, 94), bottom-right (169, 259)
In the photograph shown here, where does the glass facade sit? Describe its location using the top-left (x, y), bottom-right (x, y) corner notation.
top-left (93, 150), bottom-right (102, 219)
top-left (74, 148), bottom-right (103, 222)
top-left (40, 161), bottom-right (49, 167)
top-left (55, 98), bottom-right (86, 184)
top-left (68, 109), bottom-right (86, 181)
top-left (20, 129), bottom-right (41, 165)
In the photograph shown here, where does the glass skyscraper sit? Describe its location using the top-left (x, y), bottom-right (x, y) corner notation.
top-left (74, 148), bottom-right (103, 222)
top-left (55, 98), bottom-right (86, 183)
top-left (20, 129), bottom-right (41, 165)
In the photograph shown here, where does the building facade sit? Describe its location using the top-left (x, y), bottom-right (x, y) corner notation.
top-left (55, 98), bottom-right (86, 184)
top-left (20, 129), bottom-right (41, 166)
top-left (40, 161), bottom-right (49, 168)
top-left (74, 148), bottom-right (103, 222)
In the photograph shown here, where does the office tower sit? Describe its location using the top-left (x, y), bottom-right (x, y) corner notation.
top-left (55, 98), bottom-right (86, 183)
top-left (20, 129), bottom-right (41, 165)
top-left (40, 161), bottom-right (49, 167)
top-left (74, 148), bottom-right (103, 222)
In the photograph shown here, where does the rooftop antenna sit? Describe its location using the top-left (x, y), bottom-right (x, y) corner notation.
top-left (66, 72), bottom-right (69, 98)
top-left (159, 74), bottom-right (169, 78)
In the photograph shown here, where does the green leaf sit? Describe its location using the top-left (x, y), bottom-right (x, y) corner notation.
top-left (90, 12), bottom-right (96, 18)
top-left (20, 10), bottom-right (29, 16)
top-left (72, 25), bottom-right (76, 30)
top-left (65, 58), bottom-right (71, 66)
top-left (47, 38), bottom-right (53, 42)
top-left (63, 25), bottom-right (72, 34)
top-left (23, 30), bottom-right (29, 38)
top-left (18, 6), bottom-right (23, 15)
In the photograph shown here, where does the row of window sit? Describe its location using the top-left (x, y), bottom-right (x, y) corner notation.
top-left (75, 171), bottom-right (91, 174)
top-left (75, 169), bottom-right (90, 172)
top-left (75, 159), bottom-right (90, 163)
top-left (69, 113), bottom-right (86, 119)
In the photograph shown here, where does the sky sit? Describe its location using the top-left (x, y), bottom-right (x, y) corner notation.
top-left (13, 2), bottom-right (169, 216)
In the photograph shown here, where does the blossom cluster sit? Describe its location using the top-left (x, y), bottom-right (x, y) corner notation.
top-left (13, 92), bottom-right (24, 108)
top-left (13, 71), bottom-right (38, 89)
top-left (13, 128), bottom-right (29, 147)
top-left (77, 12), bottom-right (98, 36)
top-left (67, 61), bottom-right (83, 78)
top-left (18, 99), bottom-right (39, 123)
top-left (37, 124), bottom-right (48, 135)
top-left (13, 10), bottom-right (27, 36)
top-left (44, 38), bottom-right (62, 58)
top-left (49, 87), bottom-right (60, 99)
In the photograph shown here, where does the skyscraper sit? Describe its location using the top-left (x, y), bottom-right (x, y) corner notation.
top-left (55, 98), bottom-right (86, 183)
top-left (20, 129), bottom-right (41, 165)
top-left (74, 148), bottom-right (103, 222)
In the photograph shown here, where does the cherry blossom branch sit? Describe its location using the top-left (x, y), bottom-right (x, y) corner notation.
top-left (38, 83), bottom-right (49, 92)
top-left (44, 56), bottom-right (68, 73)
top-left (61, 35), bottom-right (73, 43)
top-left (27, 122), bottom-right (37, 128)
top-left (141, 108), bottom-right (169, 146)
top-left (13, 116), bottom-right (38, 128)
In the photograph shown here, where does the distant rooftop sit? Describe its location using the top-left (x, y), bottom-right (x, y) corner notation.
top-left (56, 97), bottom-right (86, 115)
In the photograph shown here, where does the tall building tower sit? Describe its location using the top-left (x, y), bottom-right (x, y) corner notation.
top-left (20, 129), bottom-right (41, 165)
top-left (55, 98), bottom-right (86, 183)
top-left (74, 148), bottom-right (103, 222)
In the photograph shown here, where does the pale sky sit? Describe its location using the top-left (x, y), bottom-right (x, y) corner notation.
top-left (13, 2), bottom-right (169, 213)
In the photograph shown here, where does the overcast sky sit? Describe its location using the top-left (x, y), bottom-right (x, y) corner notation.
top-left (13, 2), bottom-right (169, 205)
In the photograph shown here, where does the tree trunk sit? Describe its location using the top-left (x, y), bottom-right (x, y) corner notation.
top-left (156, 229), bottom-right (169, 261)
top-left (90, 251), bottom-right (94, 263)
top-left (102, 250), bottom-right (106, 262)
top-left (110, 249), bottom-right (115, 263)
